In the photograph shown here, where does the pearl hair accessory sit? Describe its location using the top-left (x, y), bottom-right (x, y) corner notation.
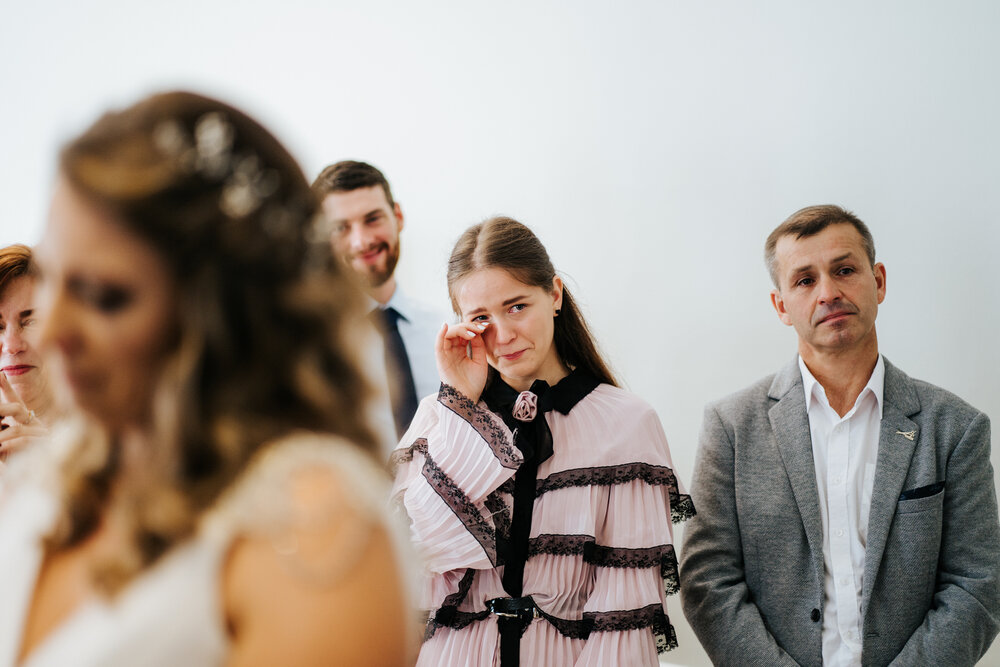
top-left (151, 112), bottom-right (336, 275)
top-left (152, 112), bottom-right (280, 219)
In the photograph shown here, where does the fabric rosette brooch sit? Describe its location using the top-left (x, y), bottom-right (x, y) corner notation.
top-left (512, 391), bottom-right (538, 422)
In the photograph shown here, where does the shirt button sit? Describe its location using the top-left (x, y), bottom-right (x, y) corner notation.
top-left (811, 608), bottom-right (821, 622)
top-left (836, 529), bottom-right (845, 537)
top-left (840, 578), bottom-right (850, 586)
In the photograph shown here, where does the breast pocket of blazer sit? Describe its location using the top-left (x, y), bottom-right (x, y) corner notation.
top-left (892, 481), bottom-right (945, 602)
top-left (896, 481), bottom-right (945, 514)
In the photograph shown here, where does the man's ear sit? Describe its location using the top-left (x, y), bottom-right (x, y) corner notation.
top-left (770, 289), bottom-right (792, 327)
top-left (873, 262), bottom-right (886, 304)
top-left (393, 202), bottom-right (404, 232)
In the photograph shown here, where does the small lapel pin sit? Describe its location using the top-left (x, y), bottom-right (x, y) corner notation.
top-left (896, 430), bottom-right (916, 441)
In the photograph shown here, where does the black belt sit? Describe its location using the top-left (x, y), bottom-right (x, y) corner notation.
top-left (488, 597), bottom-right (539, 666)
top-left (486, 596), bottom-right (540, 623)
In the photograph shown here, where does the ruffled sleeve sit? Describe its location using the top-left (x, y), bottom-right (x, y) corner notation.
top-left (390, 384), bottom-right (521, 575)
top-left (564, 398), bottom-right (693, 665)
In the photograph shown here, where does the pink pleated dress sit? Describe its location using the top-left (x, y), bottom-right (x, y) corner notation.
top-left (391, 370), bottom-right (694, 666)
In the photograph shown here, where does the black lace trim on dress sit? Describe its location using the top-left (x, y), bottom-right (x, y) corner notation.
top-left (655, 620), bottom-right (680, 654)
top-left (423, 594), bottom-right (679, 653)
top-left (535, 608), bottom-right (588, 640)
top-left (527, 534), bottom-right (681, 596)
top-left (673, 493), bottom-right (696, 524)
top-left (423, 608), bottom-right (491, 642)
top-left (527, 533), bottom-right (593, 558)
top-left (661, 548), bottom-right (680, 597)
top-left (535, 463), bottom-right (696, 524)
top-left (526, 534), bottom-right (676, 568)
top-left (484, 489), bottom-right (511, 542)
top-left (424, 600), bottom-right (679, 653)
top-left (537, 603), bottom-right (678, 653)
top-left (422, 569), bottom-right (480, 642)
top-left (421, 452), bottom-right (497, 566)
top-left (444, 568), bottom-right (477, 609)
top-left (590, 543), bottom-right (675, 569)
top-left (438, 383), bottom-right (521, 469)
top-left (388, 437), bottom-right (428, 472)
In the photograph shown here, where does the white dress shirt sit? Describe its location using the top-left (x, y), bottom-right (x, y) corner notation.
top-left (799, 354), bottom-right (884, 667)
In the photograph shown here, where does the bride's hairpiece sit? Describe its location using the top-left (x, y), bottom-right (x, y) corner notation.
top-left (151, 112), bottom-right (333, 271)
top-left (153, 112), bottom-right (280, 219)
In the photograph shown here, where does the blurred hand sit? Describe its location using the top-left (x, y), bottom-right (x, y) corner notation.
top-left (435, 322), bottom-right (490, 403)
top-left (0, 371), bottom-right (48, 461)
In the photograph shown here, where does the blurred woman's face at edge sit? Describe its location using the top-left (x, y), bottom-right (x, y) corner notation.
top-left (33, 178), bottom-right (177, 431)
top-left (0, 275), bottom-right (50, 410)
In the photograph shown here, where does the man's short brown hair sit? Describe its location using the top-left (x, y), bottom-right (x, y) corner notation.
top-left (765, 205), bottom-right (876, 287)
top-left (311, 160), bottom-right (395, 208)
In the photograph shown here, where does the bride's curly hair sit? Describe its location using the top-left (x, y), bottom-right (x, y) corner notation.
top-left (49, 91), bottom-right (378, 589)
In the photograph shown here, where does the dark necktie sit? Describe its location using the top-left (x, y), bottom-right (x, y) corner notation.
top-left (371, 307), bottom-right (419, 439)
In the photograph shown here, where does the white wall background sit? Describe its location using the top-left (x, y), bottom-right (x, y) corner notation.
top-left (2, 1), bottom-right (998, 664)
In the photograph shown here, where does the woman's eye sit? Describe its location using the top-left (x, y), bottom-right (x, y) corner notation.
top-left (509, 304), bottom-right (527, 313)
top-left (471, 315), bottom-right (490, 323)
top-left (73, 281), bottom-right (134, 313)
top-left (93, 288), bottom-right (133, 313)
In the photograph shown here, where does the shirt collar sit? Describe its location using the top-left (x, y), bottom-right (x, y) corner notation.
top-left (369, 285), bottom-right (412, 323)
top-left (799, 353), bottom-right (885, 419)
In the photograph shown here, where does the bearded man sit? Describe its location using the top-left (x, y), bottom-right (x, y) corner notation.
top-left (314, 161), bottom-right (443, 438)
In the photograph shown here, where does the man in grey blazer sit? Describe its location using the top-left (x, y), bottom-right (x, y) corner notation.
top-left (680, 205), bottom-right (1000, 666)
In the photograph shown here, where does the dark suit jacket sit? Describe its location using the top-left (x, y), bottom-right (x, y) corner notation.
top-left (680, 357), bottom-right (1000, 666)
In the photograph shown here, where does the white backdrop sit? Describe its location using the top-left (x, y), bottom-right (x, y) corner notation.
top-left (2, 2), bottom-right (998, 664)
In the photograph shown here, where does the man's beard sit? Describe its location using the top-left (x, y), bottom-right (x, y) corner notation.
top-left (364, 238), bottom-right (401, 288)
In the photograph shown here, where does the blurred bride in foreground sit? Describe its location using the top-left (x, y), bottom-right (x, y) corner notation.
top-left (0, 91), bottom-right (413, 666)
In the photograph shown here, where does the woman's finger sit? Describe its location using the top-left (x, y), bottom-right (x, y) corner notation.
top-left (437, 323), bottom-right (465, 358)
top-left (0, 424), bottom-right (18, 445)
top-left (0, 371), bottom-right (25, 407)
top-left (465, 328), bottom-right (485, 358)
top-left (436, 323), bottom-right (467, 374)
top-left (0, 401), bottom-right (30, 423)
top-left (435, 322), bottom-right (449, 354)
top-left (0, 423), bottom-right (46, 455)
top-left (468, 326), bottom-right (488, 346)
top-left (0, 435), bottom-right (32, 458)
top-left (443, 322), bottom-right (488, 341)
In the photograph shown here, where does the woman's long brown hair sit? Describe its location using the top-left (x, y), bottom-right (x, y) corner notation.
top-left (50, 91), bottom-right (377, 589)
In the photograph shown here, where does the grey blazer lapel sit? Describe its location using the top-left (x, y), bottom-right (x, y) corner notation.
top-left (768, 358), bottom-right (825, 582)
top-left (861, 358), bottom-right (921, 616)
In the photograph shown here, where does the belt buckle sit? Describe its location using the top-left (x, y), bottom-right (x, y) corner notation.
top-left (487, 598), bottom-right (519, 618)
top-left (487, 598), bottom-right (540, 621)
